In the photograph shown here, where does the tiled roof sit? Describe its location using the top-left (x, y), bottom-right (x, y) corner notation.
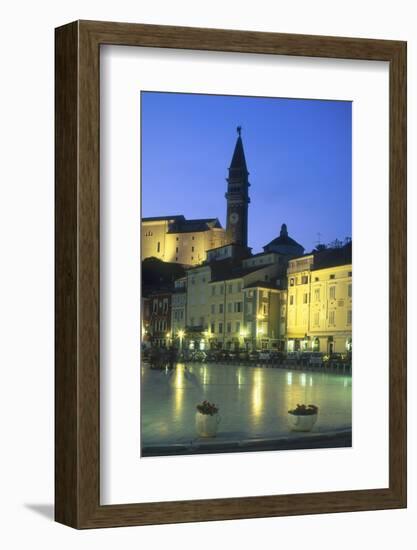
top-left (311, 242), bottom-right (352, 271)
top-left (142, 215), bottom-right (184, 222)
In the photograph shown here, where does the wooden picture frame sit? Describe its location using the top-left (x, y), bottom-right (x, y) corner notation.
top-left (55, 20), bottom-right (407, 528)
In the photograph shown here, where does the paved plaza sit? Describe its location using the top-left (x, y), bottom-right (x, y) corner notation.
top-left (141, 362), bottom-right (352, 456)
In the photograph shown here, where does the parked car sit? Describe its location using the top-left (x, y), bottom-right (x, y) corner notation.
top-left (238, 350), bottom-right (249, 361)
top-left (228, 350), bottom-right (238, 361)
top-left (259, 350), bottom-right (273, 361)
top-left (270, 351), bottom-right (285, 364)
top-left (192, 350), bottom-right (207, 362)
top-left (285, 352), bottom-right (299, 365)
top-left (206, 350), bottom-right (220, 362)
top-left (300, 352), bottom-right (313, 366)
top-left (248, 350), bottom-right (259, 361)
top-left (309, 352), bottom-right (324, 367)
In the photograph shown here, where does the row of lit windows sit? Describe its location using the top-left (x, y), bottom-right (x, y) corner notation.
top-left (289, 284), bottom-right (352, 305)
top-left (289, 271), bottom-right (352, 286)
top-left (172, 310), bottom-right (184, 321)
top-left (153, 320), bottom-right (167, 332)
top-left (210, 302), bottom-right (243, 314)
top-left (312, 310), bottom-right (352, 327)
top-left (210, 321), bottom-right (242, 334)
top-left (152, 298), bottom-right (169, 313)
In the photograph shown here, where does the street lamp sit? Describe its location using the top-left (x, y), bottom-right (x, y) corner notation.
top-left (177, 329), bottom-right (185, 351)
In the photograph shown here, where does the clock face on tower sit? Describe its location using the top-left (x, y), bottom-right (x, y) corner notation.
top-left (229, 212), bottom-right (239, 225)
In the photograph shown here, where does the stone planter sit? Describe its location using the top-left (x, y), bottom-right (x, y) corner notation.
top-left (288, 412), bottom-right (318, 432)
top-left (195, 412), bottom-right (221, 438)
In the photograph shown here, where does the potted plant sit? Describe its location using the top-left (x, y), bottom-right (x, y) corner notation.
top-left (195, 400), bottom-right (221, 437)
top-left (287, 404), bottom-right (319, 432)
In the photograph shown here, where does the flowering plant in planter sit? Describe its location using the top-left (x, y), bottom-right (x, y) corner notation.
top-left (287, 403), bottom-right (319, 432)
top-left (196, 400), bottom-right (219, 416)
top-left (288, 404), bottom-right (319, 416)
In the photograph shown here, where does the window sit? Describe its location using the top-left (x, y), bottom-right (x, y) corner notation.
top-left (347, 310), bottom-right (352, 325)
top-left (289, 295), bottom-right (294, 305)
top-left (329, 286), bottom-right (336, 300)
top-left (211, 286), bottom-right (216, 296)
top-left (219, 303), bottom-right (224, 314)
top-left (348, 284), bottom-right (352, 298)
top-left (264, 274), bottom-right (269, 281)
top-left (228, 283), bottom-right (233, 293)
top-left (218, 322), bottom-right (223, 334)
top-left (176, 237), bottom-right (179, 241)
top-left (192, 236), bottom-right (195, 240)
top-left (314, 288), bottom-right (320, 301)
top-left (314, 312), bottom-right (319, 326)
top-left (236, 321), bottom-right (241, 333)
top-left (228, 302), bottom-right (232, 313)
top-left (152, 299), bottom-right (157, 313)
top-left (157, 242), bottom-right (161, 253)
top-left (263, 303), bottom-right (268, 315)
top-left (234, 302), bottom-right (242, 313)
top-left (314, 277), bottom-right (319, 282)
top-left (348, 271), bottom-right (352, 277)
top-left (330, 274), bottom-right (335, 280)
top-left (303, 293), bottom-right (308, 304)
top-left (191, 256), bottom-right (194, 261)
top-left (227, 322), bottom-right (231, 333)
top-left (237, 282), bottom-right (241, 292)
top-left (176, 247), bottom-right (178, 253)
top-left (290, 278), bottom-right (295, 286)
top-left (211, 304), bottom-right (215, 314)
top-left (175, 257), bottom-right (178, 261)
top-left (191, 246), bottom-right (194, 252)
top-left (210, 322), bottom-right (215, 333)
top-left (301, 275), bottom-right (308, 284)
top-left (162, 298), bottom-right (168, 313)
top-left (329, 311), bottom-right (335, 325)
top-left (246, 302), bottom-right (253, 314)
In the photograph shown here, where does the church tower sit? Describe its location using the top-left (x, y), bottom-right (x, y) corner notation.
top-left (225, 127), bottom-right (250, 247)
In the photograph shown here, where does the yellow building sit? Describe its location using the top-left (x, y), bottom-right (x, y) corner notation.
top-left (141, 215), bottom-right (226, 266)
top-left (286, 254), bottom-right (314, 348)
top-left (309, 264), bottom-right (352, 354)
top-left (286, 243), bottom-right (352, 354)
top-left (183, 248), bottom-right (288, 351)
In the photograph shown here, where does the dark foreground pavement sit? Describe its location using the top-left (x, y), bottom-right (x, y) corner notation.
top-left (142, 429), bottom-right (352, 457)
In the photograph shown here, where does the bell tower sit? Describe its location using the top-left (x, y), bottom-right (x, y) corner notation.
top-left (225, 126), bottom-right (250, 247)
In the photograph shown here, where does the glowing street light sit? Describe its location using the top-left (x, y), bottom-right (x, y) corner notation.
top-left (177, 329), bottom-right (185, 351)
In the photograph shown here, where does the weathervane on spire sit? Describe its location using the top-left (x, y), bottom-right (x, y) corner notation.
top-left (237, 125), bottom-right (242, 137)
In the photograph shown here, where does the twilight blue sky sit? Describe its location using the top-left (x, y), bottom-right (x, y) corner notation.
top-left (141, 91), bottom-right (351, 254)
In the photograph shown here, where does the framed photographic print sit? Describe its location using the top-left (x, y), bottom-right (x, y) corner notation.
top-left (55, 20), bottom-right (407, 528)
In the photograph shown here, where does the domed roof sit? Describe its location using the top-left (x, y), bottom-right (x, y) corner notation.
top-left (263, 224), bottom-right (304, 254)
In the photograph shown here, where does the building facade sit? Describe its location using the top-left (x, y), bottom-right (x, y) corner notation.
top-left (171, 277), bottom-right (187, 340)
top-left (286, 243), bottom-right (352, 354)
top-left (148, 291), bottom-right (172, 347)
top-left (141, 216), bottom-right (226, 266)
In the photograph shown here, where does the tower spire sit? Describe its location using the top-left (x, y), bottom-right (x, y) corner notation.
top-left (225, 127), bottom-right (250, 247)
